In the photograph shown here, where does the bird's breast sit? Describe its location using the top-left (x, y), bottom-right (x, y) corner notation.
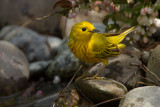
top-left (68, 40), bottom-right (101, 63)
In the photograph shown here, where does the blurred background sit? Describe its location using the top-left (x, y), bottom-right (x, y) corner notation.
top-left (0, 0), bottom-right (160, 107)
top-left (0, 0), bottom-right (108, 106)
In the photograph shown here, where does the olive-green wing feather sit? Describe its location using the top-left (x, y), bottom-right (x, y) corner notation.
top-left (89, 33), bottom-right (120, 58)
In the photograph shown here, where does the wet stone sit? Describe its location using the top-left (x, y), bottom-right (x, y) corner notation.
top-left (54, 87), bottom-right (93, 107)
top-left (76, 77), bottom-right (127, 106)
top-left (0, 41), bottom-right (29, 96)
top-left (147, 45), bottom-right (160, 85)
top-left (119, 86), bottom-right (160, 107)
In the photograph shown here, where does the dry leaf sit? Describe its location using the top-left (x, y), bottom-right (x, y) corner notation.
top-left (53, 0), bottom-right (73, 10)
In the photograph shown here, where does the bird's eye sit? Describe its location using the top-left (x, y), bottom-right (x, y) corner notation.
top-left (82, 27), bottom-right (86, 31)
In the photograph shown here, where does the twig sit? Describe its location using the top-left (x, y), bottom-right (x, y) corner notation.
top-left (5, 12), bottom-right (56, 41)
top-left (130, 63), bottom-right (141, 66)
top-left (120, 49), bottom-right (137, 55)
top-left (143, 42), bottom-right (160, 51)
top-left (91, 97), bottom-right (123, 107)
top-left (141, 65), bottom-right (160, 84)
top-left (131, 63), bottom-right (160, 86)
top-left (137, 81), bottom-right (155, 86)
top-left (6, 20), bottom-right (32, 40)
top-left (53, 65), bottom-right (83, 106)
top-left (0, 26), bottom-right (15, 40)
top-left (66, 65), bottom-right (83, 88)
top-left (137, 75), bottom-right (158, 86)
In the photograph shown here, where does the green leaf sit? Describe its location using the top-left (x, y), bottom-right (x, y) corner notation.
top-left (105, 24), bottom-right (116, 32)
top-left (103, 14), bottom-right (112, 25)
top-left (155, 3), bottom-right (160, 11)
top-left (113, 12), bottom-right (130, 23)
top-left (109, 0), bottom-right (128, 4)
top-left (132, 3), bottom-right (144, 11)
top-left (130, 16), bottom-right (138, 26)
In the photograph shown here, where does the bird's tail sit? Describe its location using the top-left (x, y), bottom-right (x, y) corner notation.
top-left (106, 27), bottom-right (135, 44)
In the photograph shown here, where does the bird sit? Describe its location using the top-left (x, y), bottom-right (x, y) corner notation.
top-left (68, 21), bottom-right (134, 78)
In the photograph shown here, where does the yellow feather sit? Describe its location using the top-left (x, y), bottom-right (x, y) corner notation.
top-left (68, 21), bottom-right (134, 65)
top-left (104, 27), bottom-right (135, 44)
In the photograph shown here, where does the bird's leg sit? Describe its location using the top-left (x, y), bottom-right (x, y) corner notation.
top-left (94, 65), bottom-right (106, 77)
top-left (76, 64), bottom-right (96, 81)
top-left (83, 65), bottom-right (106, 80)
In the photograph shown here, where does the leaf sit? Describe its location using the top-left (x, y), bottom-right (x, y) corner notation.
top-left (132, 3), bottom-right (143, 12)
top-left (53, 0), bottom-right (73, 10)
top-left (155, 3), bottom-right (160, 11)
top-left (105, 24), bottom-right (117, 32)
top-left (113, 12), bottom-right (130, 23)
top-left (130, 16), bottom-right (138, 26)
top-left (56, 8), bottom-right (71, 17)
top-left (110, 0), bottom-right (128, 4)
top-left (103, 14), bottom-right (112, 25)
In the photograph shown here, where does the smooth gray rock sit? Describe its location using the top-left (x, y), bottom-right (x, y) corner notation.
top-left (35, 93), bottom-right (58, 107)
top-left (29, 60), bottom-right (52, 76)
top-left (88, 53), bottom-right (142, 90)
top-left (0, 41), bottom-right (29, 96)
top-left (141, 51), bottom-right (151, 64)
top-left (46, 49), bottom-right (79, 79)
top-left (0, 0), bottom-right (64, 35)
top-left (119, 86), bottom-right (160, 107)
top-left (15, 93), bottom-right (58, 107)
top-left (76, 77), bottom-right (127, 105)
top-left (0, 26), bottom-right (62, 62)
top-left (46, 37), bottom-right (82, 79)
top-left (147, 45), bottom-right (160, 85)
top-left (57, 37), bottom-right (69, 55)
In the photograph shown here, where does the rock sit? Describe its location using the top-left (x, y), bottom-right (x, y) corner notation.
top-left (0, 0), bottom-right (65, 36)
top-left (45, 49), bottom-right (79, 79)
top-left (34, 93), bottom-right (58, 107)
top-left (141, 51), bottom-right (151, 64)
top-left (88, 53), bottom-right (142, 90)
top-left (0, 41), bottom-right (29, 96)
top-left (13, 93), bottom-right (58, 107)
top-left (52, 75), bottom-right (61, 84)
top-left (55, 87), bottom-right (93, 107)
top-left (57, 37), bottom-right (69, 55)
top-left (93, 22), bottom-right (106, 33)
top-left (152, 27), bottom-right (160, 41)
top-left (46, 37), bottom-right (82, 79)
top-left (0, 26), bottom-right (62, 62)
top-left (29, 60), bottom-right (52, 76)
top-left (46, 37), bottom-right (92, 80)
top-left (119, 86), bottom-right (160, 107)
top-left (76, 77), bottom-right (127, 106)
top-left (147, 45), bottom-right (160, 85)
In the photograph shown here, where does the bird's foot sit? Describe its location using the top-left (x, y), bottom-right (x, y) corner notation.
top-left (75, 72), bottom-right (90, 82)
top-left (82, 75), bottom-right (106, 80)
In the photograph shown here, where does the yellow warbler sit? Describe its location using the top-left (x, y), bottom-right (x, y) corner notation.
top-left (68, 21), bottom-right (134, 77)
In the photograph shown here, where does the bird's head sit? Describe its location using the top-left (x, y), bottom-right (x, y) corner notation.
top-left (70, 21), bottom-right (99, 41)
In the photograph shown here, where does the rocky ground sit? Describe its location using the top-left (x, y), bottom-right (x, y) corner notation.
top-left (0, 23), bottom-right (160, 107)
top-left (0, 1), bottom-right (160, 106)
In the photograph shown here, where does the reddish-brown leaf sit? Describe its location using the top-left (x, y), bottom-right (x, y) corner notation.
top-left (53, 0), bottom-right (72, 10)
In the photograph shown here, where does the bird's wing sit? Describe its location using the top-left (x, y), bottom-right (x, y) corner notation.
top-left (101, 33), bottom-right (120, 37)
top-left (101, 27), bottom-right (135, 44)
top-left (89, 33), bottom-right (120, 58)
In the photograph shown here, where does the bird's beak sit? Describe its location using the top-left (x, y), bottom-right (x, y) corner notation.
top-left (89, 29), bottom-right (100, 33)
